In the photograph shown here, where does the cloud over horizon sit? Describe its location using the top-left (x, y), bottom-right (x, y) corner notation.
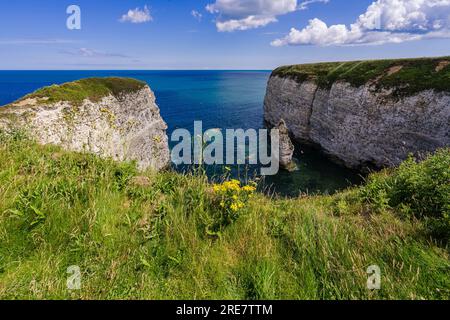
top-left (0, 39), bottom-right (79, 45)
top-left (61, 48), bottom-right (130, 58)
top-left (272, 0), bottom-right (450, 46)
top-left (120, 6), bottom-right (152, 24)
top-left (206, 0), bottom-right (328, 32)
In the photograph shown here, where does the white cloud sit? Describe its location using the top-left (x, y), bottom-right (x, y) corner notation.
top-left (79, 48), bottom-right (99, 57)
top-left (192, 10), bottom-right (203, 21)
top-left (272, 0), bottom-right (450, 46)
top-left (120, 6), bottom-right (152, 24)
top-left (0, 39), bottom-right (78, 45)
top-left (216, 15), bottom-right (278, 31)
top-left (206, 0), bottom-right (329, 32)
top-left (206, 0), bottom-right (299, 31)
top-left (79, 48), bottom-right (129, 58)
top-left (298, 0), bottom-right (329, 10)
top-left (61, 48), bottom-right (130, 58)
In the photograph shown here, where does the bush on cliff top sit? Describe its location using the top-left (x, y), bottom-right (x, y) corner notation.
top-left (14, 77), bottom-right (147, 106)
top-left (0, 131), bottom-right (448, 299)
top-left (361, 149), bottom-right (450, 241)
top-left (272, 57), bottom-right (450, 97)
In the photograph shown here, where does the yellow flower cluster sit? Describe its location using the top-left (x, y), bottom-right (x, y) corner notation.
top-left (213, 179), bottom-right (241, 193)
top-left (212, 179), bottom-right (256, 212)
top-left (242, 185), bottom-right (256, 193)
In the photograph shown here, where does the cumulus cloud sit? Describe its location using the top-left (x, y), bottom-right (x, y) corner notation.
top-left (120, 6), bottom-right (152, 24)
top-left (192, 10), bottom-right (203, 21)
top-left (206, 0), bottom-right (308, 32)
top-left (272, 0), bottom-right (450, 46)
top-left (216, 15), bottom-right (278, 31)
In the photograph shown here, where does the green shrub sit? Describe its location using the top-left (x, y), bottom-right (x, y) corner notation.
top-left (359, 171), bottom-right (394, 213)
top-left (209, 179), bottom-right (256, 234)
top-left (113, 162), bottom-right (138, 191)
top-left (361, 149), bottom-right (450, 241)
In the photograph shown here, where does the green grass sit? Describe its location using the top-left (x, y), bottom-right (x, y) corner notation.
top-left (0, 132), bottom-right (448, 300)
top-left (2, 77), bottom-right (147, 107)
top-left (272, 57), bottom-right (450, 97)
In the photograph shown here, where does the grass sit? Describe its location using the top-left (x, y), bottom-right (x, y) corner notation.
top-left (0, 132), bottom-right (448, 300)
top-left (2, 77), bottom-right (147, 107)
top-left (272, 57), bottom-right (450, 97)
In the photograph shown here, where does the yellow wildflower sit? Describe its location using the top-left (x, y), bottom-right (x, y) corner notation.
top-left (230, 203), bottom-right (239, 212)
top-left (242, 185), bottom-right (256, 193)
top-left (223, 180), bottom-right (240, 191)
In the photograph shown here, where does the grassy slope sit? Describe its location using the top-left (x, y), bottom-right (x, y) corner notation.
top-left (0, 133), bottom-right (448, 300)
top-left (272, 57), bottom-right (450, 97)
top-left (1, 77), bottom-right (147, 108)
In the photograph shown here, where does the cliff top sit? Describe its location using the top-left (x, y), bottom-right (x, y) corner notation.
top-left (272, 57), bottom-right (450, 96)
top-left (1, 77), bottom-right (147, 109)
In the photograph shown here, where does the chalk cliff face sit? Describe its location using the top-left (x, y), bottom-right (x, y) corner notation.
top-left (0, 78), bottom-right (170, 171)
top-left (264, 58), bottom-right (450, 169)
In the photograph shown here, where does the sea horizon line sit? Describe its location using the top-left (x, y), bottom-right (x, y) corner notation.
top-left (0, 69), bottom-right (273, 72)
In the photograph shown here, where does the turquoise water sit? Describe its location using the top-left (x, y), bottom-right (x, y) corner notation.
top-left (0, 70), bottom-right (362, 196)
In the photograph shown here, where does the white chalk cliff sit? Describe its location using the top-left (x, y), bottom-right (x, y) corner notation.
top-left (264, 59), bottom-right (450, 169)
top-left (0, 78), bottom-right (170, 171)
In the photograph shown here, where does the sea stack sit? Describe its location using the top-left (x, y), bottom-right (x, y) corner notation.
top-left (276, 119), bottom-right (297, 171)
top-left (0, 77), bottom-right (170, 171)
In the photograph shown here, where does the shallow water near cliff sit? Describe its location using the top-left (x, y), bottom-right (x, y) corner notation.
top-left (0, 70), bottom-right (362, 197)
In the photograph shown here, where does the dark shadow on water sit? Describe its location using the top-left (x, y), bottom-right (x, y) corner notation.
top-left (172, 143), bottom-right (365, 198)
top-left (261, 144), bottom-right (365, 198)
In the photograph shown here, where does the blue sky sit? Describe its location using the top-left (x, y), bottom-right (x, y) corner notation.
top-left (1, 0), bottom-right (450, 69)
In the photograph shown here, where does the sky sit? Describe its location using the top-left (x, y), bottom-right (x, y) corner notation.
top-left (1, 0), bottom-right (450, 70)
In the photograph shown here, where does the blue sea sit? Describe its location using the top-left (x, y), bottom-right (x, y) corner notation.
top-left (0, 70), bottom-right (362, 196)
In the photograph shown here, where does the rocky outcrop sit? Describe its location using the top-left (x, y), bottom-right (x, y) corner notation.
top-left (275, 119), bottom-right (296, 171)
top-left (0, 78), bottom-right (170, 171)
top-left (264, 58), bottom-right (450, 169)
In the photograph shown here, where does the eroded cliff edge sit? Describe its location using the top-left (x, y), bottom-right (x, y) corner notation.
top-left (0, 77), bottom-right (170, 171)
top-left (264, 57), bottom-right (450, 169)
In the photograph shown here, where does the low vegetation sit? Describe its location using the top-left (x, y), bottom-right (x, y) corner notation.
top-left (0, 131), bottom-right (448, 299)
top-left (360, 150), bottom-right (449, 241)
top-left (272, 57), bottom-right (450, 97)
top-left (4, 78), bottom-right (147, 107)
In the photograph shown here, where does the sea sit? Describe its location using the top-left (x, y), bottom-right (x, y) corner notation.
top-left (0, 70), bottom-right (362, 197)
